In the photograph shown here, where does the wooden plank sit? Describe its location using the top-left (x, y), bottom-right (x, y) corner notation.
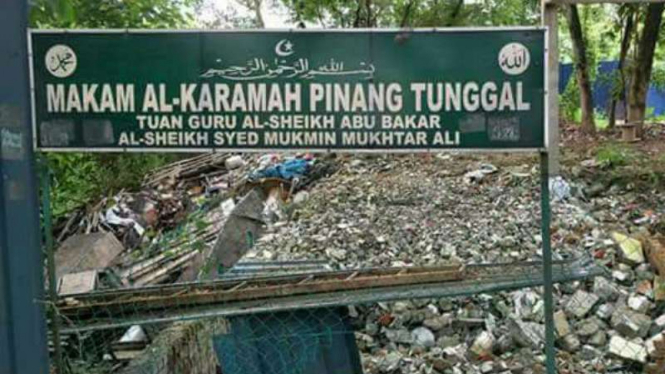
top-left (58, 270), bottom-right (97, 295)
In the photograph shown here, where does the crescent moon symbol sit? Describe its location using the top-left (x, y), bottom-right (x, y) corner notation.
top-left (275, 39), bottom-right (294, 57)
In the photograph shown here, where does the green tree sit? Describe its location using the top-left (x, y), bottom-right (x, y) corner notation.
top-left (279, 0), bottom-right (540, 29)
top-left (627, 3), bottom-right (664, 135)
top-left (31, 0), bottom-right (198, 28)
top-left (30, 0), bottom-right (199, 218)
top-left (566, 4), bottom-right (596, 134)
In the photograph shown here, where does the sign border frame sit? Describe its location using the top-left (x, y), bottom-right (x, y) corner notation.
top-left (28, 27), bottom-right (549, 154)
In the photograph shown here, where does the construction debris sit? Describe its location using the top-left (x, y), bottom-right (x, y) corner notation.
top-left (58, 270), bottom-right (98, 296)
top-left (55, 232), bottom-right (124, 283)
top-left (612, 231), bottom-right (645, 265)
top-left (608, 335), bottom-right (647, 363)
top-left (48, 150), bottom-right (665, 374)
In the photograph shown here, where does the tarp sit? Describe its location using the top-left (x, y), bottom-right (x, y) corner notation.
top-left (213, 308), bottom-right (363, 374)
top-left (559, 61), bottom-right (665, 117)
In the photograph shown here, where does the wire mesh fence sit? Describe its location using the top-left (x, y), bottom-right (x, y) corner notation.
top-left (46, 258), bottom-right (606, 374)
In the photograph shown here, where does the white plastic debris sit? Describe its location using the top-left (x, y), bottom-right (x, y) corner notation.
top-left (119, 325), bottom-right (147, 343)
top-left (104, 207), bottom-right (145, 236)
top-left (225, 155), bottom-right (245, 170)
top-left (221, 198), bottom-right (236, 217)
top-left (464, 163), bottom-right (498, 183)
top-left (549, 176), bottom-right (571, 201)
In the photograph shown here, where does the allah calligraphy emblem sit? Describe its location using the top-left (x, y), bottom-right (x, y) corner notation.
top-left (498, 43), bottom-right (530, 76)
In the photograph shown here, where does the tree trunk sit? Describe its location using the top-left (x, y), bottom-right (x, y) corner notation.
top-left (627, 3), bottom-right (664, 137)
top-left (446, 0), bottom-right (464, 26)
top-left (566, 4), bottom-right (595, 134)
top-left (608, 8), bottom-right (634, 129)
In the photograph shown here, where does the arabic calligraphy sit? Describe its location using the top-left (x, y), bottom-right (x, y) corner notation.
top-left (498, 43), bottom-right (530, 76)
top-left (45, 44), bottom-right (78, 78)
top-left (201, 40), bottom-right (375, 81)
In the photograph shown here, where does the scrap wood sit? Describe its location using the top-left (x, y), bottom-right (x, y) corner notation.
top-left (130, 251), bottom-right (200, 286)
top-left (143, 153), bottom-right (230, 188)
top-left (116, 205), bottom-right (225, 286)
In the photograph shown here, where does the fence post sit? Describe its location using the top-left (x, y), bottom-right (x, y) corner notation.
top-left (0, 1), bottom-right (51, 373)
top-left (41, 159), bottom-right (64, 374)
top-left (540, 152), bottom-right (556, 374)
top-left (543, 0), bottom-right (560, 175)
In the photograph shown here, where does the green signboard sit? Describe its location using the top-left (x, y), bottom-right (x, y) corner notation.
top-left (30, 29), bottom-right (546, 152)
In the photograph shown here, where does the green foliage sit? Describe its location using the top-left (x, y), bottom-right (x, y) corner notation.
top-left (595, 142), bottom-right (637, 168)
top-left (279, 0), bottom-right (540, 28)
top-left (650, 63), bottom-right (665, 91)
top-left (31, 0), bottom-right (197, 219)
top-left (46, 153), bottom-right (178, 218)
top-left (560, 77), bottom-right (581, 123)
top-left (31, 0), bottom-right (200, 28)
top-left (46, 153), bottom-right (105, 217)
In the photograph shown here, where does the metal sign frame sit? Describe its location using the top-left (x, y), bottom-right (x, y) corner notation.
top-left (28, 27), bottom-right (549, 154)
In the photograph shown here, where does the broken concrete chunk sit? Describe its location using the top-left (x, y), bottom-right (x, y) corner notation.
top-left (656, 314), bottom-right (665, 328)
top-left (553, 311), bottom-right (570, 337)
top-left (612, 269), bottom-right (633, 283)
top-left (608, 335), bottom-right (647, 363)
top-left (565, 290), bottom-right (599, 318)
top-left (596, 303), bottom-right (615, 320)
top-left (593, 276), bottom-right (621, 301)
top-left (589, 330), bottom-right (607, 347)
top-left (479, 361), bottom-right (494, 374)
top-left (509, 318), bottom-right (544, 349)
top-left (612, 232), bottom-right (645, 265)
top-left (385, 329), bottom-right (413, 345)
top-left (470, 331), bottom-right (494, 357)
top-left (577, 318), bottom-right (601, 337)
top-left (646, 332), bottom-right (665, 357)
top-left (561, 334), bottom-right (581, 352)
top-left (627, 294), bottom-right (652, 314)
top-left (578, 345), bottom-right (601, 361)
top-left (411, 327), bottom-right (436, 348)
top-left (423, 315), bottom-right (450, 331)
top-left (377, 351), bottom-right (402, 372)
top-left (611, 307), bottom-right (652, 339)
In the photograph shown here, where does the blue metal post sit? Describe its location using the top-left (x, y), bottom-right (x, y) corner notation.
top-left (0, 0), bottom-right (51, 373)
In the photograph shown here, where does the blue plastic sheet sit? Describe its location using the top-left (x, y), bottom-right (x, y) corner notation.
top-left (250, 159), bottom-right (311, 181)
top-left (559, 60), bottom-right (665, 117)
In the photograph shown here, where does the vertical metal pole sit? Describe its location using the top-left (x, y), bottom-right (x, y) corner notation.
top-left (540, 152), bottom-right (556, 374)
top-left (543, 0), bottom-right (560, 175)
top-left (0, 1), bottom-right (51, 373)
top-left (41, 159), bottom-right (64, 374)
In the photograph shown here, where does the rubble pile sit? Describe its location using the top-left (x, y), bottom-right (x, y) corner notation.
top-left (52, 152), bottom-right (332, 290)
top-left (249, 154), bottom-right (665, 373)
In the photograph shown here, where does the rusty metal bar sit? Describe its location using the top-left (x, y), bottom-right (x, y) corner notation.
top-left (54, 259), bottom-right (603, 334)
